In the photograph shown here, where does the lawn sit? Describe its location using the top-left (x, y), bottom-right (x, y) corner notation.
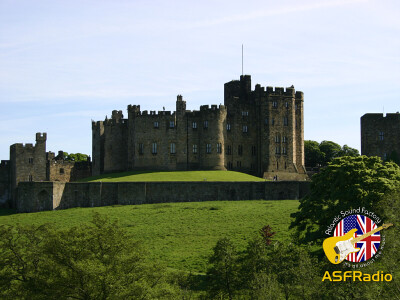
top-left (0, 200), bottom-right (298, 274)
top-left (79, 170), bottom-right (266, 182)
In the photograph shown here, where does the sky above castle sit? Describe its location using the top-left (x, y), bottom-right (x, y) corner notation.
top-left (0, 0), bottom-right (399, 159)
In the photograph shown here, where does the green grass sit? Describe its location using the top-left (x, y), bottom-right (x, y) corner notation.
top-left (0, 200), bottom-right (299, 274)
top-left (79, 170), bottom-right (266, 182)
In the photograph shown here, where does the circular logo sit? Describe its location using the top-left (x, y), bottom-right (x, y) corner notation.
top-left (333, 214), bottom-right (380, 262)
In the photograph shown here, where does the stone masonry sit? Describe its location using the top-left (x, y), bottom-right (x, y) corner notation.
top-left (92, 75), bottom-right (308, 180)
top-left (361, 113), bottom-right (400, 161)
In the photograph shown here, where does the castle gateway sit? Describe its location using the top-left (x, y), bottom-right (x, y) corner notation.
top-left (92, 75), bottom-right (308, 181)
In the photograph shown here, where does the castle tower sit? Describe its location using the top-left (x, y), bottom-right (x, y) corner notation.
top-left (10, 133), bottom-right (47, 206)
top-left (361, 113), bottom-right (400, 162)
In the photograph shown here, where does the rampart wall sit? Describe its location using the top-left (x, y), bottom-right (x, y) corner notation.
top-left (16, 181), bottom-right (310, 213)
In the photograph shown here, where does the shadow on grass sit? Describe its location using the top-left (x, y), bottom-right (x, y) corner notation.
top-left (0, 208), bottom-right (17, 216)
top-left (78, 170), bottom-right (160, 182)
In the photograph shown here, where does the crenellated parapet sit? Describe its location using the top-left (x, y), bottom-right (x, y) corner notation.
top-left (91, 74), bottom-right (307, 180)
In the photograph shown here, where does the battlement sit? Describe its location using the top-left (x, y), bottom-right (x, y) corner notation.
top-left (128, 105), bottom-right (141, 115)
top-left (111, 110), bottom-right (123, 121)
top-left (104, 118), bottom-right (128, 126)
top-left (11, 143), bottom-right (35, 150)
top-left (361, 113), bottom-right (400, 121)
top-left (266, 86), bottom-right (300, 97)
top-left (200, 104), bottom-right (226, 112)
top-left (36, 132), bottom-right (47, 142)
top-left (0, 160), bottom-right (10, 167)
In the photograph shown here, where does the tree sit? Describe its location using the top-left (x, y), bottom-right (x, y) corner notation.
top-left (291, 156), bottom-right (400, 245)
top-left (65, 152), bottom-right (89, 162)
top-left (304, 140), bottom-right (325, 168)
top-left (206, 238), bottom-right (239, 300)
top-left (338, 144), bottom-right (360, 157)
top-left (0, 213), bottom-right (178, 299)
top-left (319, 140), bottom-right (342, 165)
top-left (304, 140), bottom-right (359, 168)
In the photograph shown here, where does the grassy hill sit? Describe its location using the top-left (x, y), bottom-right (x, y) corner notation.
top-left (0, 200), bottom-right (298, 273)
top-left (80, 170), bottom-right (266, 182)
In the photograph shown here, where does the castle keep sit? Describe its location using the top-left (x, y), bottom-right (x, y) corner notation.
top-left (361, 113), bottom-right (400, 162)
top-left (93, 75), bottom-right (308, 180)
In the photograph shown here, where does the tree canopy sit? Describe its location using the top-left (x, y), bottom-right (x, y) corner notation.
top-left (304, 140), bottom-right (359, 168)
top-left (291, 155), bottom-right (400, 245)
top-left (0, 213), bottom-right (178, 299)
top-left (63, 152), bottom-right (89, 162)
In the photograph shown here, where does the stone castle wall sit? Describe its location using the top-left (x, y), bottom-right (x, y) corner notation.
top-left (16, 181), bottom-right (310, 213)
top-left (361, 113), bottom-right (400, 160)
top-left (0, 160), bottom-right (10, 205)
top-left (92, 75), bottom-right (308, 181)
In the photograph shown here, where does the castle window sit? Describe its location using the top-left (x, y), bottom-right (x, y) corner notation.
top-left (139, 143), bottom-right (144, 155)
top-left (192, 122), bottom-right (197, 129)
top-left (283, 136), bottom-right (287, 143)
top-left (170, 143), bottom-right (176, 154)
top-left (379, 131), bottom-right (384, 141)
top-left (242, 125), bottom-right (248, 133)
top-left (152, 143), bottom-right (157, 154)
top-left (264, 118), bottom-right (268, 125)
top-left (295, 104), bottom-right (298, 110)
top-left (227, 145), bottom-right (232, 155)
top-left (282, 147), bottom-right (287, 155)
top-left (241, 111), bottom-right (249, 116)
top-left (169, 121), bottom-right (175, 128)
top-left (283, 117), bottom-right (288, 126)
top-left (271, 118), bottom-right (275, 126)
top-left (227, 123), bottom-right (231, 131)
top-left (275, 146), bottom-right (280, 154)
top-left (275, 135), bottom-right (280, 143)
top-left (227, 161), bottom-right (233, 170)
top-left (193, 144), bottom-right (198, 154)
top-left (204, 120), bottom-right (209, 129)
top-left (28, 175), bottom-right (33, 181)
top-left (28, 157), bottom-right (33, 164)
top-left (206, 144), bottom-right (211, 154)
top-left (272, 101), bottom-right (278, 108)
top-left (237, 161), bottom-right (241, 167)
top-left (383, 153), bottom-right (387, 160)
top-left (59, 168), bottom-right (64, 175)
top-left (217, 143), bottom-right (222, 154)
top-left (154, 121), bottom-right (159, 128)
top-left (238, 145), bottom-right (243, 156)
top-left (251, 146), bottom-right (256, 156)
top-left (285, 102), bottom-right (289, 109)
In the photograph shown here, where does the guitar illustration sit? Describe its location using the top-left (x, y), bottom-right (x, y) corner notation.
top-left (323, 223), bottom-right (393, 264)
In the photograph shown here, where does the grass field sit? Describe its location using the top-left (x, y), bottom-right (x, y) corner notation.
top-left (79, 170), bottom-right (266, 182)
top-left (0, 200), bottom-right (298, 273)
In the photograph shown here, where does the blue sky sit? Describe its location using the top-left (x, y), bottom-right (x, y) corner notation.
top-left (0, 0), bottom-right (399, 159)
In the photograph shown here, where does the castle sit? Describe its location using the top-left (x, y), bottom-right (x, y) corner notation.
top-left (92, 75), bottom-right (308, 180)
top-left (0, 133), bottom-right (92, 207)
top-left (361, 113), bottom-right (400, 163)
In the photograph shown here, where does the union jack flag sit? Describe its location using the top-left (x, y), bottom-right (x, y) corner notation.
top-left (334, 214), bottom-right (380, 262)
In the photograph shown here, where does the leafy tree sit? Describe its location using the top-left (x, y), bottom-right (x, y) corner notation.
top-left (0, 213), bottom-right (178, 299)
top-left (65, 152), bottom-right (89, 162)
top-left (338, 144), bottom-right (360, 157)
top-left (291, 156), bottom-right (400, 245)
top-left (206, 238), bottom-right (239, 300)
top-left (304, 140), bottom-right (325, 168)
top-left (305, 140), bottom-right (359, 168)
top-left (319, 140), bottom-right (342, 165)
